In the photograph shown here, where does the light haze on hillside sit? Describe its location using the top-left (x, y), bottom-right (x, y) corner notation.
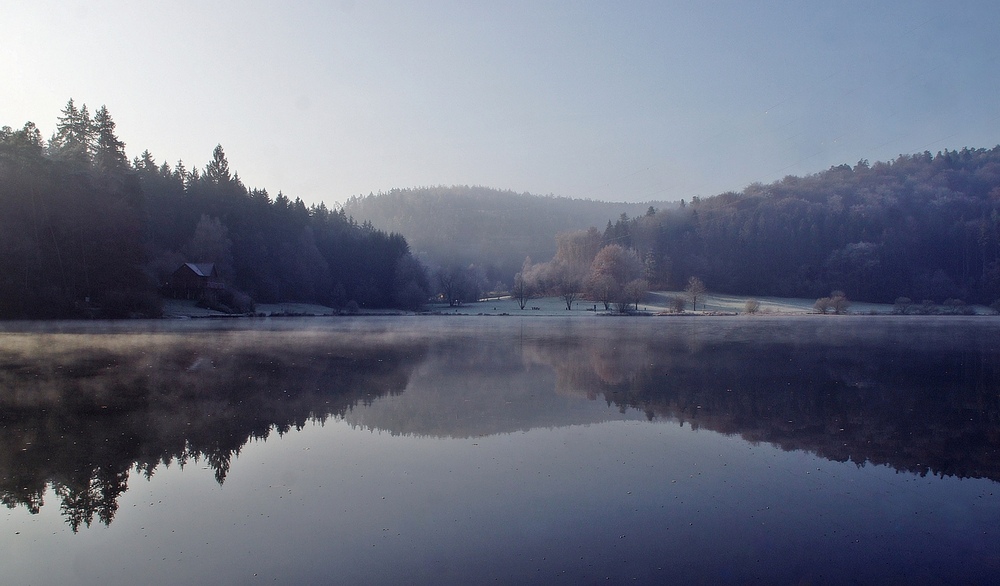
top-left (3, 1), bottom-right (998, 206)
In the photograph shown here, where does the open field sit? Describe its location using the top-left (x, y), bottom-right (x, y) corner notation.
top-left (435, 291), bottom-right (901, 316)
top-left (164, 293), bottom-right (994, 318)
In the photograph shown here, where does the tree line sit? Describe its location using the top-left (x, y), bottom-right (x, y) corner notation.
top-left (0, 100), bottom-right (429, 318)
top-left (8, 100), bottom-right (1000, 317)
top-left (646, 150), bottom-right (1000, 304)
top-left (521, 148), bottom-right (1000, 308)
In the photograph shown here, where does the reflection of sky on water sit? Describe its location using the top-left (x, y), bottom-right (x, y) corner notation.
top-left (5, 417), bottom-right (998, 585)
top-left (2, 316), bottom-right (1000, 583)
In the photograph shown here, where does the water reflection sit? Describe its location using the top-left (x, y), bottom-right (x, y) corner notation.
top-left (534, 319), bottom-right (1000, 482)
top-left (352, 318), bottom-right (1000, 483)
top-left (2, 317), bottom-right (999, 532)
top-left (0, 324), bottom-right (428, 530)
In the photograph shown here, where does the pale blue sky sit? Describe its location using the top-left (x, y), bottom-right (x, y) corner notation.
top-left (4, 1), bottom-right (998, 206)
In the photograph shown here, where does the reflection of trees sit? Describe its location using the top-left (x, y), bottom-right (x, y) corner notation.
top-left (0, 329), bottom-right (425, 531)
top-left (344, 318), bottom-right (1000, 486)
top-left (521, 330), bottom-right (655, 402)
top-left (10, 319), bottom-right (999, 531)
top-left (530, 321), bottom-right (1000, 483)
top-left (56, 468), bottom-right (128, 531)
top-left (344, 333), bottom-right (635, 438)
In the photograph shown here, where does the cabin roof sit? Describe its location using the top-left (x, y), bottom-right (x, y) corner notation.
top-left (182, 262), bottom-right (217, 277)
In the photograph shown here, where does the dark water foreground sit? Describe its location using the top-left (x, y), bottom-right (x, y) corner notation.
top-left (1, 316), bottom-right (999, 584)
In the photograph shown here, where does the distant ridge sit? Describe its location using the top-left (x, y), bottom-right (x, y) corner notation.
top-left (342, 185), bottom-right (673, 281)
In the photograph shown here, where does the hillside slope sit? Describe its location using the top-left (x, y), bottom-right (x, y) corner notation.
top-left (623, 147), bottom-right (1000, 302)
top-left (342, 186), bottom-right (673, 282)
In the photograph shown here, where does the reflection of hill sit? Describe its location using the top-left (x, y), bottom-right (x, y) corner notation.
top-left (5, 317), bottom-right (999, 530)
top-left (532, 319), bottom-right (1000, 483)
top-left (339, 317), bottom-right (1000, 486)
top-left (0, 327), bottom-right (426, 531)
top-left (342, 334), bottom-right (645, 437)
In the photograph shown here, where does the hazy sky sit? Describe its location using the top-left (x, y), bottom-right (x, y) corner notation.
top-left (4, 1), bottom-right (998, 206)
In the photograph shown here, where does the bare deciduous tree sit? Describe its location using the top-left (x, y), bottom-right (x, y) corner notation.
top-left (553, 262), bottom-right (582, 310)
top-left (585, 272), bottom-right (616, 311)
top-left (830, 290), bottom-right (850, 314)
top-left (438, 264), bottom-right (481, 306)
top-left (624, 278), bottom-right (649, 312)
top-left (588, 244), bottom-right (643, 313)
top-left (554, 228), bottom-right (602, 276)
top-left (512, 272), bottom-right (530, 310)
top-left (814, 291), bottom-right (849, 314)
top-left (512, 257), bottom-right (534, 310)
top-left (685, 276), bottom-right (706, 311)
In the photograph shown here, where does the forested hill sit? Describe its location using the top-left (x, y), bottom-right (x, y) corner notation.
top-left (7, 101), bottom-right (1000, 317)
top-left (342, 186), bottom-right (673, 282)
top-left (611, 147), bottom-right (1000, 304)
top-left (0, 101), bottom-right (428, 319)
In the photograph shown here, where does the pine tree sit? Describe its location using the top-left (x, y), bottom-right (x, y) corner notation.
top-left (204, 144), bottom-right (231, 185)
top-left (0, 122), bottom-right (44, 157)
top-left (93, 105), bottom-right (127, 173)
top-left (134, 149), bottom-right (157, 174)
top-left (173, 159), bottom-right (186, 179)
top-left (51, 98), bottom-right (94, 165)
top-left (186, 167), bottom-right (201, 190)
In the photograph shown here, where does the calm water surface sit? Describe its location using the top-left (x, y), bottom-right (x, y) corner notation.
top-left (1, 316), bottom-right (999, 584)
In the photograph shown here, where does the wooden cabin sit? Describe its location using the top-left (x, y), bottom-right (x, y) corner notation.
top-left (165, 263), bottom-right (224, 298)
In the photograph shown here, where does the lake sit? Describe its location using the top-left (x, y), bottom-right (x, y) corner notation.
top-left (1, 316), bottom-right (999, 584)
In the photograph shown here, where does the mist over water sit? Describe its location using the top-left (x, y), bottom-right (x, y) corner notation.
top-left (1, 316), bottom-right (999, 584)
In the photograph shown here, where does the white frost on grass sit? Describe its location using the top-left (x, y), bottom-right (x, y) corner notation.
top-left (433, 291), bottom-right (900, 316)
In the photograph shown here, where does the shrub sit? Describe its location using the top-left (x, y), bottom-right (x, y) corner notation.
top-left (226, 289), bottom-right (255, 313)
top-left (196, 287), bottom-right (254, 314)
top-left (892, 297), bottom-right (912, 315)
top-left (943, 298), bottom-right (974, 315)
top-left (830, 291), bottom-right (850, 314)
top-left (814, 297), bottom-right (832, 314)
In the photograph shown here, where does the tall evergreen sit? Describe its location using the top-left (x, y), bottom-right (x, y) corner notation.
top-left (50, 99), bottom-right (94, 165)
top-left (204, 144), bottom-right (231, 185)
top-left (92, 105), bottom-right (127, 174)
